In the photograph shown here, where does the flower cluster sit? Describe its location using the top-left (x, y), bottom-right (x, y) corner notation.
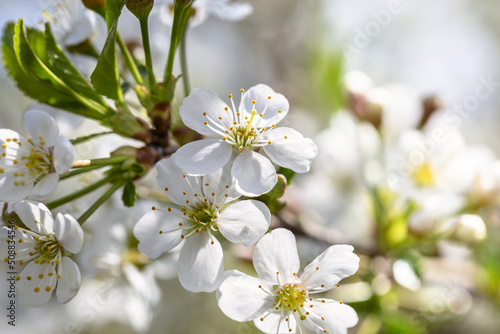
top-left (0, 1), bottom-right (362, 333)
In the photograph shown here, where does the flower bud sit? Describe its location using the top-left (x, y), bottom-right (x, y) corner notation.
top-left (438, 214), bottom-right (487, 244)
top-left (126, 0), bottom-right (154, 21)
top-left (453, 214), bottom-right (487, 244)
top-left (82, 0), bottom-right (106, 17)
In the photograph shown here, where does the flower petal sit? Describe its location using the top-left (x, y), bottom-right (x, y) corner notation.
top-left (254, 311), bottom-right (297, 334)
top-left (133, 210), bottom-right (184, 259)
top-left (300, 245), bottom-right (359, 291)
top-left (252, 228), bottom-right (299, 285)
top-left (0, 175), bottom-right (34, 202)
top-left (54, 213), bottom-right (84, 254)
top-left (263, 127), bottom-right (317, 173)
top-left (29, 173), bottom-right (59, 200)
top-left (303, 300), bottom-right (358, 334)
top-left (18, 261), bottom-right (57, 307)
top-left (156, 158), bottom-right (204, 206)
top-left (53, 136), bottom-right (75, 175)
top-left (172, 139), bottom-right (232, 176)
top-left (201, 162), bottom-right (241, 202)
top-left (0, 129), bottom-right (27, 167)
top-left (208, 0), bottom-right (253, 21)
top-left (56, 257), bottom-right (82, 304)
top-left (231, 150), bottom-right (277, 197)
top-left (177, 231), bottom-right (224, 292)
top-left (217, 270), bottom-right (274, 322)
top-left (13, 200), bottom-right (54, 235)
top-left (179, 87), bottom-right (232, 136)
top-left (218, 200), bottom-right (270, 246)
top-left (24, 110), bottom-right (59, 147)
top-left (240, 84), bottom-right (289, 126)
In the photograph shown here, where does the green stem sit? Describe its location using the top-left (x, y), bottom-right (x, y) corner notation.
top-left (117, 33), bottom-right (144, 86)
top-left (72, 156), bottom-right (130, 168)
top-left (77, 178), bottom-right (127, 225)
top-left (164, 2), bottom-right (192, 87)
top-left (140, 18), bottom-right (157, 96)
top-left (61, 165), bottom-right (108, 180)
top-left (70, 131), bottom-right (113, 145)
top-left (180, 27), bottom-right (191, 96)
top-left (46, 174), bottom-right (120, 210)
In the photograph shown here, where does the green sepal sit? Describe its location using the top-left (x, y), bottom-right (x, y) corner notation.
top-left (122, 181), bottom-right (137, 207)
top-left (254, 174), bottom-right (287, 215)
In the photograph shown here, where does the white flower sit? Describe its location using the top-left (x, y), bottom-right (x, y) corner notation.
top-left (217, 228), bottom-right (360, 334)
top-left (172, 84), bottom-right (318, 196)
top-left (40, 0), bottom-right (99, 47)
top-left (0, 200), bottom-right (83, 307)
top-left (158, 0), bottom-right (253, 27)
top-left (133, 158), bottom-right (271, 292)
top-left (0, 110), bottom-right (74, 202)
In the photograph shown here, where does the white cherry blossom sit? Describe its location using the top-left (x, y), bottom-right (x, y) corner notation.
top-left (217, 228), bottom-right (360, 334)
top-left (0, 200), bottom-right (83, 307)
top-left (0, 110), bottom-right (75, 202)
top-left (173, 84), bottom-right (318, 196)
top-left (133, 158), bottom-right (271, 292)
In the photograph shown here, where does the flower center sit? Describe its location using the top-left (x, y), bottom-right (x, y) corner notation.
top-left (179, 202), bottom-right (220, 239)
top-left (276, 284), bottom-right (308, 319)
top-left (413, 162), bottom-right (434, 187)
top-left (202, 91), bottom-right (282, 151)
top-left (33, 235), bottom-right (62, 264)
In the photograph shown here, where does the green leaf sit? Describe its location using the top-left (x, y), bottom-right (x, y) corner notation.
top-left (90, 0), bottom-right (127, 101)
top-left (90, 21), bottom-right (123, 101)
top-left (122, 181), bottom-right (137, 207)
top-left (2, 20), bottom-right (110, 120)
top-left (106, 0), bottom-right (127, 30)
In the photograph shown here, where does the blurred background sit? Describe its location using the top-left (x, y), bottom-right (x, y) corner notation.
top-left (1, 0), bottom-right (500, 333)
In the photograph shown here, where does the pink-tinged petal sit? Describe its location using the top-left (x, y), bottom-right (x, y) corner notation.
top-left (0, 175), bottom-right (34, 202)
top-left (53, 136), bottom-right (75, 175)
top-left (208, 0), bottom-right (253, 21)
top-left (13, 200), bottom-right (54, 235)
top-left (56, 257), bottom-right (81, 304)
top-left (217, 270), bottom-right (274, 322)
top-left (29, 173), bottom-right (59, 200)
top-left (172, 139), bottom-right (232, 175)
top-left (262, 127), bottom-right (317, 173)
top-left (18, 261), bottom-right (57, 307)
top-left (218, 200), bottom-right (270, 246)
top-left (178, 231), bottom-right (224, 292)
top-left (303, 300), bottom-right (358, 334)
top-left (300, 245), bottom-right (359, 292)
top-left (24, 110), bottom-right (59, 147)
top-left (231, 150), bottom-right (277, 197)
top-left (133, 210), bottom-right (184, 259)
top-left (180, 87), bottom-right (232, 136)
top-left (240, 84), bottom-right (289, 125)
top-left (254, 311), bottom-right (297, 334)
top-left (252, 228), bottom-right (299, 285)
top-left (156, 158), bottom-right (202, 206)
top-left (54, 213), bottom-right (83, 254)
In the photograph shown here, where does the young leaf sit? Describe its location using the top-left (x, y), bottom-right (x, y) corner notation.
top-left (2, 21), bottom-right (108, 120)
top-left (106, 0), bottom-right (127, 30)
top-left (90, 0), bottom-right (127, 101)
top-left (90, 21), bottom-right (123, 101)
